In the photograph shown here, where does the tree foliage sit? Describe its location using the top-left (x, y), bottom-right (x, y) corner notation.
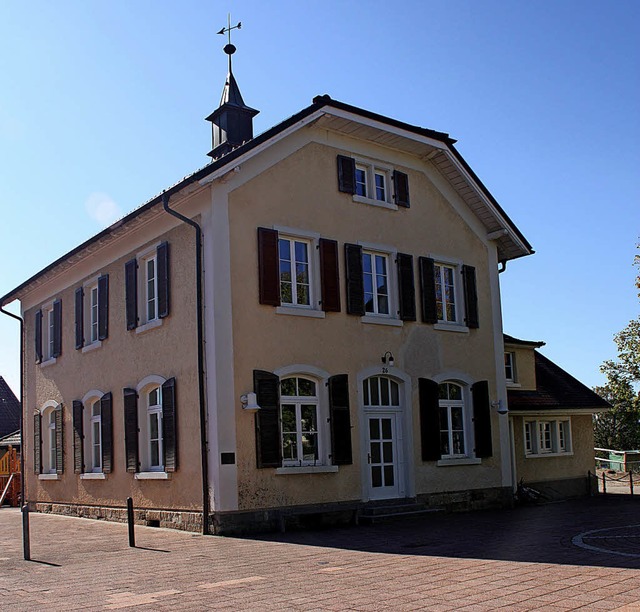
top-left (593, 244), bottom-right (640, 450)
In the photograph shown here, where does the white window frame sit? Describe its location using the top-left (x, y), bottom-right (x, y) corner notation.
top-left (90, 399), bottom-right (102, 472)
top-left (352, 157), bottom-right (397, 210)
top-left (135, 244), bottom-right (164, 333)
top-left (278, 236), bottom-right (313, 309)
top-left (504, 352), bottom-right (516, 383)
top-left (135, 375), bottom-right (167, 474)
top-left (39, 402), bottom-right (58, 475)
top-left (80, 390), bottom-right (105, 477)
top-left (362, 250), bottom-right (391, 317)
top-left (438, 382), bottom-right (471, 460)
top-left (40, 301), bottom-right (56, 363)
top-left (81, 277), bottom-right (102, 351)
top-left (358, 241), bottom-right (399, 326)
top-left (434, 262), bottom-right (459, 324)
top-left (279, 375), bottom-right (322, 467)
top-left (523, 418), bottom-right (573, 457)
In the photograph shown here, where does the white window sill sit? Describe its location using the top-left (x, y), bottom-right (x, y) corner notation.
top-left (134, 471), bottom-right (171, 480)
top-left (275, 466), bottom-right (339, 475)
top-left (38, 473), bottom-right (60, 480)
top-left (276, 306), bottom-right (326, 319)
top-left (81, 341), bottom-right (102, 354)
top-left (506, 382), bottom-right (521, 388)
top-left (353, 195), bottom-right (398, 211)
top-left (80, 472), bottom-right (106, 480)
top-left (361, 315), bottom-right (403, 327)
top-left (437, 457), bottom-right (482, 467)
top-left (434, 323), bottom-right (469, 333)
top-left (39, 357), bottom-right (57, 368)
top-left (526, 452), bottom-right (574, 459)
top-left (135, 319), bottom-right (163, 335)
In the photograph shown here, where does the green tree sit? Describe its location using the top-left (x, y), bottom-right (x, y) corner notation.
top-left (594, 245), bottom-right (640, 450)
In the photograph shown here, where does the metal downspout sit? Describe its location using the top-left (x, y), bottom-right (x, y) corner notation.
top-left (161, 192), bottom-right (209, 535)
top-left (0, 301), bottom-right (29, 559)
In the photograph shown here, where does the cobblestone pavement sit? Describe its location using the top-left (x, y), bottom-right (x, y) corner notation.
top-left (1, 496), bottom-right (640, 611)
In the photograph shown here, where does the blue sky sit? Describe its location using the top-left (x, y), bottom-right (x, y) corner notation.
top-left (1, 1), bottom-right (638, 396)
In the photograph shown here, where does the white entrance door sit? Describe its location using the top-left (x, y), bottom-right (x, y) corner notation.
top-left (366, 412), bottom-right (400, 500)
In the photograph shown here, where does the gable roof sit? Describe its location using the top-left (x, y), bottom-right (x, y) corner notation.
top-left (0, 377), bottom-right (20, 439)
top-left (1, 95), bottom-right (533, 306)
top-left (507, 351), bottom-right (611, 413)
top-left (0, 430), bottom-right (20, 448)
top-left (504, 333), bottom-right (545, 348)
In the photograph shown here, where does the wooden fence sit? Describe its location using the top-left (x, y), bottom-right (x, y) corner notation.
top-left (0, 447), bottom-right (21, 507)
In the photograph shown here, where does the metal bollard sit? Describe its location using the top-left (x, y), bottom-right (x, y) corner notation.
top-left (630, 472), bottom-right (634, 496)
top-left (127, 497), bottom-right (135, 547)
top-left (602, 472), bottom-right (607, 494)
top-left (22, 503), bottom-right (30, 561)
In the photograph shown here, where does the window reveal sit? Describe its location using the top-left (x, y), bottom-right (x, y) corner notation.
top-left (278, 238), bottom-right (311, 306)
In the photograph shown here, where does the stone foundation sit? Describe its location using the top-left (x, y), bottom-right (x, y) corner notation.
top-left (524, 476), bottom-right (593, 501)
top-left (31, 502), bottom-right (203, 533)
top-left (417, 486), bottom-right (514, 513)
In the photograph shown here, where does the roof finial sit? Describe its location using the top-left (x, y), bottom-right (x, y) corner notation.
top-left (217, 13), bottom-right (242, 73)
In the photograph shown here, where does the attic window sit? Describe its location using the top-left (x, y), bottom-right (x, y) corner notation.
top-left (504, 352), bottom-right (516, 383)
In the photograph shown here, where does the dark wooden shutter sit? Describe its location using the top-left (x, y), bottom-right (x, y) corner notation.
top-left (162, 378), bottom-right (177, 472)
top-left (157, 242), bottom-right (170, 319)
top-left (337, 155), bottom-right (356, 194)
top-left (397, 253), bottom-right (416, 321)
top-left (419, 378), bottom-right (441, 461)
top-left (254, 370), bottom-right (280, 468)
top-left (100, 392), bottom-right (113, 474)
top-left (472, 381), bottom-right (492, 458)
top-left (55, 406), bottom-right (64, 474)
top-left (75, 288), bottom-right (84, 350)
top-left (328, 374), bottom-right (352, 465)
top-left (123, 388), bottom-right (139, 472)
top-left (34, 412), bottom-right (42, 474)
top-left (35, 310), bottom-right (43, 363)
top-left (98, 274), bottom-right (109, 340)
top-left (419, 257), bottom-right (438, 324)
top-left (72, 400), bottom-right (84, 474)
top-left (319, 238), bottom-right (341, 312)
top-left (125, 259), bottom-right (138, 330)
top-left (393, 170), bottom-right (410, 207)
top-left (257, 228), bottom-right (281, 307)
top-left (344, 243), bottom-right (364, 315)
top-left (52, 299), bottom-right (62, 358)
top-left (462, 264), bottom-right (479, 328)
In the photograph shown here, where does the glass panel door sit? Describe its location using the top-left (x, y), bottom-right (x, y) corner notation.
top-left (367, 414), bottom-right (399, 500)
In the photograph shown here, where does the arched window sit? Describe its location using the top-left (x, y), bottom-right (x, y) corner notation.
top-left (439, 382), bottom-right (466, 457)
top-left (89, 398), bottom-right (102, 472)
top-left (363, 376), bottom-right (400, 408)
top-left (146, 385), bottom-right (163, 470)
top-left (280, 376), bottom-right (319, 466)
top-left (38, 402), bottom-right (61, 475)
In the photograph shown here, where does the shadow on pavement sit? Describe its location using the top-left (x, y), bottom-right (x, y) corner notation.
top-left (249, 495), bottom-right (640, 570)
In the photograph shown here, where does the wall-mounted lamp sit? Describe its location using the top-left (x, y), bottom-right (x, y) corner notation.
top-left (491, 399), bottom-right (508, 415)
top-left (381, 351), bottom-right (395, 368)
top-left (240, 392), bottom-right (260, 412)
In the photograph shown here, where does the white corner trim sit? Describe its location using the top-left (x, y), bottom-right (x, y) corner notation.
top-left (434, 323), bottom-right (470, 334)
top-left (135, 319), bottom-right (163, 335)
top-left (276, 306), bottom-right (326, 319)
top-left (38, 473), bottom-right (60, 480)
top-left (80, 472), bottom-right (106, 480)
top-left (82, 389), bottom-right (106, 404)
top-left (134, 471), bottom-right (171, 480)
top-left (136, 374), bottom-right (166, 394)
top-left (275, 466), bottom-right (339, 475)
top-left (361, 316), bottom-right (403, 327)
top-left (81, 341), bottom-right (103, 354)
top-left (39, 357), bottom-right (57, 369)
top-left (436, 457), bottom-right (482, 467)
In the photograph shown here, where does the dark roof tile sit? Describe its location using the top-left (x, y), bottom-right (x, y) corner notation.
top-left (0, 377), bottom-right (20, 438)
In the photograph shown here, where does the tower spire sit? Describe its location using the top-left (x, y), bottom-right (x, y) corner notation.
top-left (206, 15), bottom-right (259, 160)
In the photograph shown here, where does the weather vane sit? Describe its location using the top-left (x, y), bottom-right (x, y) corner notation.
top-left (217, 14), bottom-right (242, 71)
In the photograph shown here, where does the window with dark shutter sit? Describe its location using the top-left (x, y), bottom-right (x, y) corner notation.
top-left (125, 259), bottom-right (138, 330)
top-left (328, 374), bottom-right (352, 465)
top-left (472, 381), bottom-right (492, 458)
top-left (35, 310), bottom-right (43, 364)
top-left (393, 170), bottom-right (410, 208)
top-left (344, 243), bottom-right (364, 315)
top-left (419, 378), bottom-right (441, 461)
top-left (55, 406), bottom-right (64, 474)
top-left (337, 155), bottom-right (356, 194)
top-left (123, 388), bottom-right (139, 472)
top-left (100, 392), bottom-right (113, 473)
top-left (319, 238), bottom-right (341, 312)
top-left (462, 265), bottom-right (479, 328)
top-left (254, 370), bottom-right (280, 468)
top-left (98, 274), bottom-right (109, 340)
top-left (257, 228), bottom-right (281, 307)
top-left (157, 242), bottom-right (170, 319)
top-left (52, 299), bottom-right (62, 358)
top-left (162, 378), bottom-right (177, 472)
top-left (34, 412), bottom-right (42, 474)
top-left (72, 400), bottom-right (84, 474)
top-left (419, 257), bottom-right (438, 324)
top-left (75, 288), bottom-right (84, 350)
top-left (397, 253), bottom-right (416, 321)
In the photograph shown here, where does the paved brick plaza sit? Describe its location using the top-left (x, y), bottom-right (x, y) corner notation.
top-left (1, 496), bottom-right (640, 611)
